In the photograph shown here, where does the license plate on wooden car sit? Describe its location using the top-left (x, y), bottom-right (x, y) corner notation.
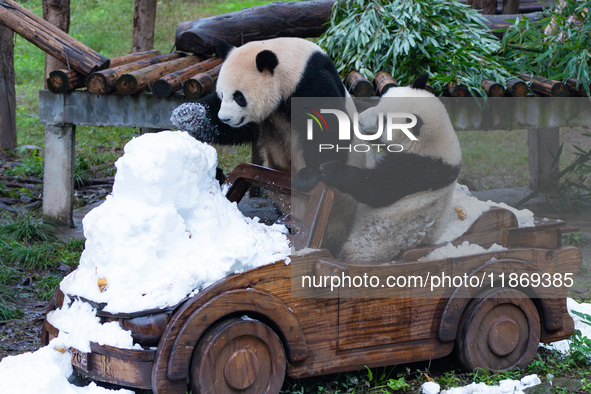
top-left (71, 348), bottom-right (89, 372)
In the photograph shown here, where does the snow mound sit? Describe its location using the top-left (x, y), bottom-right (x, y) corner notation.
top-left (418, 241), bottom-right (507, 262)
top-left (60, 131), bottom-right (290, 313)
top-left (0, 341), bottom-right (132, 394)
top-left (437, 184), bottom-right (534, 244)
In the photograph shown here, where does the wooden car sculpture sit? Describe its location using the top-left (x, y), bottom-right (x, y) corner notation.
top-left (41, 163), bottom-right (582, 394)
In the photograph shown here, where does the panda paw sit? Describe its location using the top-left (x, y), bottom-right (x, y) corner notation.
top-left (292, 167), bottom-right (321, 192)
top-left (318, 160), bottom-right (351, 189)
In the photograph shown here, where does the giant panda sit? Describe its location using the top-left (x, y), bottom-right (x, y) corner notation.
top-left (181, 37), bottom-right (356, 186)
top-left (316, 74), bottom-right (462, 262)
top-left (175, 37), bottom-right (362, 254)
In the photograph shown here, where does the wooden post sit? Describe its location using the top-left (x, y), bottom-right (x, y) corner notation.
top-left (183, 64), bottom-right (222, 99)
top-left (470, 0), bottom-right (496, 14)
top-left (43, 0), bottom-right (70, 86)
top-left (115, 55), bottom-right (201, 95)
top-left (43, 124), bottom-right (76, 227)
top-left (132, 0), bottom-right (157, 53)
top-left (374, 71), bottom-right (398, 96)
top-left (153, 57), bottom-right (222, 98)
top-left (506, 78), bottom-right (528, 97)
top-left (502, 0), bottom-right (520, 14)
top-left (87, 52), bottom-right (183, 95)
top-left (481, 79), bottom-right (505, 97)
top-left (528, 128), bottom-right (559, 190)
top-left (0, 23), bottom-right (17, 150)
top-left (47, 69), bottom-right (85, 93)
top-left (346, 71), bottom-right (374, 97)
top-left (0, 0), bottom-right (107, 74)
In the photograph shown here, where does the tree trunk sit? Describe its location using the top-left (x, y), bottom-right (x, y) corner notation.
top-left (470, 0), bottom-right (497, 14)
top-left (132, 0), bottom-right (157, 53)
top-left (0, 24), bottom-right (17, 150)
top-left (43, 0), bottom-right (70, 86)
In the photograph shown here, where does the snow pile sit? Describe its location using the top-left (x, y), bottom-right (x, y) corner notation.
top-left (421, 374), bottom-right (541, 394)
top-left (59, 131), bottom-right (290, 313)
top-left (0, 342), bottom-right (132, 394)
top-left (46, 297), bottom-right (140, 352)
top-left (418, 241), bottom-right (507, 262)
top-left (437, 184), bottom-right (534, 243)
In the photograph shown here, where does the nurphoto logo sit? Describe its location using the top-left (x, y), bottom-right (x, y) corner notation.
top-left (305, 108), bottom-right (418, 153)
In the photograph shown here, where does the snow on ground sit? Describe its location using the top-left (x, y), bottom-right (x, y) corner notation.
top-left (60, 130), bottom-right (290, 314)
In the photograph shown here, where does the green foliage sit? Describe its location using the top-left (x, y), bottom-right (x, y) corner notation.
top-left (516, 143), bottom-right (591, 211)
top-left (34, 274), bottom-right (63, 301)
top-left (0, 287), bottom-right (23, 321)
top-left (6, 148), bottom-right (44, 179)
top-left (502, 0), bottom-right (591, 95)
top-left (0, 212), bottom-right (56, 243)
top-left (563, 231), bottom-right (584, 247)
top-left (318, 0), bottom-right (514, 95)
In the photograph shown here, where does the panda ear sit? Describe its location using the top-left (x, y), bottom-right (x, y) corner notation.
top-left (411, 73), bottom-right (429, 90)
top-left (217, 40), bottom-right (234, 60)
top-left (256, 50), bottom-right (279, 75)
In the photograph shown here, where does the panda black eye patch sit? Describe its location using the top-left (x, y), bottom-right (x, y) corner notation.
top-left (233, 91), bottom-right (247, 107)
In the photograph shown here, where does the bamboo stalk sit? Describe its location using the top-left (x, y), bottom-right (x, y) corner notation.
top-left (346, 71), bottom-right (373, 97)
top-left (518, 73), bottom-right (567, 97)
top-left (0, 0), bottom-right (107, 74)
top-left (86, 52), bottom-right (184, 95)
top-left (47, 69), bottom-right (85, 93)
top-left (183, 64), bottom-right (222, 99)
top-left (152, 57), bottom-right (222, 98)
top-left (107, 49), bottom-right (161, 69)
top-left (481, 79), bottom-right (505, 97)
top-left (115, 55), bottom-right (201, 95)
top-left (506, 78), bottom-right (528, 97)
top-left (374, 71), bottom-right (398, 96)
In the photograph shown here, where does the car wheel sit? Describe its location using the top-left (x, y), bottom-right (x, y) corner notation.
top-left (456, 288), bottom-right (541, 372)
top-left (190, 317), bottom-right (286, 393)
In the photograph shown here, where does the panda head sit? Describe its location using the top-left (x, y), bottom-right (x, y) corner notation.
top-left (358, 73), bottom-right (461, 164)
top-left (215, 38), bottom-right (316, 127)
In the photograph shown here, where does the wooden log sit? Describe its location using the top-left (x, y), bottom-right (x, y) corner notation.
top-left (518, 73), bottom-right (568, 97)
top-left (47, 69), bottom-right (84, 93)
top-left (502, 0), bottom-right (520, 14)
top-left (565, 78), bottom-right (588, 97)
top-left (107, 49), bottom-right (161, 69)
top-left (175, 0), bottom-right (334, 54)
top-left (506, 78), bottom-right (528, 97)
top-left (153, 57), bottom-right (222, 98)
top-left (0, 23), bottom-right (16, 150)
top-left (86, 52), bottom-right (183, 95)
top-left (346, 71), bottom-right (374, 97)
top-left (0, 0), bottom-right (107, 74)
top-left (116, 55), bottom-right (201, 95)
top-left (446, 82), bottom-right (471, 97)
top-left (43, 0), bottom-right (70, 87)
top-left (481, 79), bottom-right (506, 97)
top-left (469, 0), bottom-right (497, 14)
top-left (374, 71), bottom-right (398, 96)
top-left (183, 64), bottom-right (222, 99)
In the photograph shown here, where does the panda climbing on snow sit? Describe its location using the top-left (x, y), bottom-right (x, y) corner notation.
top-left (316, 74), bottom-right (462, 262)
